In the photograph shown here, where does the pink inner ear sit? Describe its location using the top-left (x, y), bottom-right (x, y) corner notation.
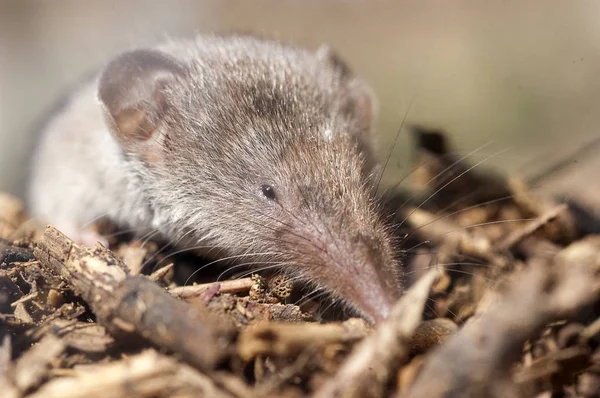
top-left (113, 107), bottom-right (155, 141)
top-left (98, 48), bottom-right (184, 149)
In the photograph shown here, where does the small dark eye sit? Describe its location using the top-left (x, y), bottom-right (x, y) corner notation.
top-left (261, 184), bottom-right (277, 200)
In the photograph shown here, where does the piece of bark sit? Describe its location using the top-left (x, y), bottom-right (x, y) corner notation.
top-left (13, 302), bottom-right (35, 324)
top-left (514, 345), bottom-right (590, 386)
top-left (403, 206), bottom-right (507, 269)
top-left (148, 263), bottom-right (174, 282)
top-left (268, 303), bottom-right (314, 323)
top-left (496, 204), bottom-right (568, 251)
top-left (507, 178), bottom-right (577, 243)
top-left (29, 349), bottom-right (245, 398)
top-left (405, 246), bottom-right (598, 398)
top-left (41, 319), bottom-right (115, 354)
top-left (313, 269), bottom-right (440, 398)
top-left (14, 334), bottom-right (66, 392)
top-left (33, 226), bottom-right (235, 371)
top-left (116, 244), bottom-right (147, 275)
top-left (238, 319), bottom-right (369, 362)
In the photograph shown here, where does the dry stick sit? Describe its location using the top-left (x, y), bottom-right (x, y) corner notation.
top-left (581, 316), bottom-right (600, 341)
top-left (402, 206), bottom-right (506, 268)
top-left (404, 250), bottom-right (598, 398)
top-left (513, 345), bottom-right (590, 386)
top-left (170, 277), bottom-right (254, 299)
top-left (496, 203), bottom-right (568, 251)
top-left (313, 269), bottom-right (440, 398)
top-left (29, 349), bottom-right (241, 398)
top-left (148, 262), bottom-right (174, 282)
top-left (33, 226), bottom-right (235, 371)
top-left (14, 335), bottom-right (66, 393)
top-left (237, 320), bottom-right (370, 362)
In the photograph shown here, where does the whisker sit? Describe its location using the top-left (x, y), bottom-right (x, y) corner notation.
top-left (253, 208), bottom-right (304, 236)
top-left (405, 249), bottom-right (492, 267)
top-left (406, 266), bottom-right (494, 282)
top-left (432, 261), bottom-right (495, 269)
top-left (425, 297), bottom-right (465, 325)
top-left (217, 261), bottom-right (283, 282)
top-left (316, 295), bottom-right (341, 320)
top-left (293, 177), bottom-right (344, 258)
top-left (237, 214), bottom-right (318, 251)
top-left (437, 218), bottom-right (536, 237)
top-left (400, 217), bottom-right (534, 258)
top-left (139, 229), bottom-right (162, 249)
top-left (525, 134), bottom-right (600, 186)
top-left (393, 141), bottom-right (496, 220)
top-left (181, 251), bottom-right (282, 289)
top-left (380, 156), bottom-right (437, 202)
top-left (80, 213), bottom-right (110, 230)
top-left (154, 243), bottom-right (211, 259)
top-left (142, 228), bottom-right (198, 270)
top-left (228, 262), bottom-right (297, 281)
top-left (403, 194), bottom-right (516, 240)
top-left (153, 244), bottom-right (237, 270)
top-left (293, 178), bottom-right (324, 236)
top-left (382, 147), bottom-right (508, 202)
top-left (397, 147), bottom-right (511, 230)
top-left (375, 88), bottom-right (419, 193)
top-left (100, 227), bottom-right (141, 239)
top-left (401, 239), bottom-right (432, 253)
top-left (240, 213), bottom-right (342, 268)
top-left (424, 301), bottom-right (440, 318)
top-left (295, 289), bottom-right (330, 309)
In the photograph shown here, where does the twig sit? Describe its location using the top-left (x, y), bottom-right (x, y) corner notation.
top-left (313, 269), bottom-right (440, 398)
top-left (496, 204), bottom-right (568, 250)
top-left (34, 226), bottom-right (235, 371)
top-left (14, 335), bottom-right (66, 392)
top-left (238, 320), bottom-right (369, 362)
top-left (29, 349), bottom-right (244, 398)
top-left (170, 278), bottom-right (254, 299)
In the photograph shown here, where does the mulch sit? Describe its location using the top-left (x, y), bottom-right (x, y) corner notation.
top-left (2, 128), bottom-right (599, 398)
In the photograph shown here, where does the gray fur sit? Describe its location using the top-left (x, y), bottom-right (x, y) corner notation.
top-left (28, 34), bottom-right (403, 323)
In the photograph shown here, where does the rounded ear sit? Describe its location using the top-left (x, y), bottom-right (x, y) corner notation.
top-left (347, 79), bottom-right (379, 135)
top-left (315, 44), bottom-right (352, 78)
top-left (315, 45), bottom-right (377, 133)
top-left (98, 49), bottom-right (185, 152)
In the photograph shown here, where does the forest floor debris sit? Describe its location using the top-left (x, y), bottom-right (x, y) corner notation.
top-left (2, 128), bottom-right (600, 397)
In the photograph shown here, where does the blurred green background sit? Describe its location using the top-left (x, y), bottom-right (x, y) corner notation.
top-left (1, 0), bottom-right (599, 205)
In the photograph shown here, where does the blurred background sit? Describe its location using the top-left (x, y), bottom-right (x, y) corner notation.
top-left (1, 0), bottom-right (599, 207)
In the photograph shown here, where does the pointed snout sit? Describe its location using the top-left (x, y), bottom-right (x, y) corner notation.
top-left (349, 271), bottom-right (400, 324)
top-left (338, 233), bottom-right (403, 324)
